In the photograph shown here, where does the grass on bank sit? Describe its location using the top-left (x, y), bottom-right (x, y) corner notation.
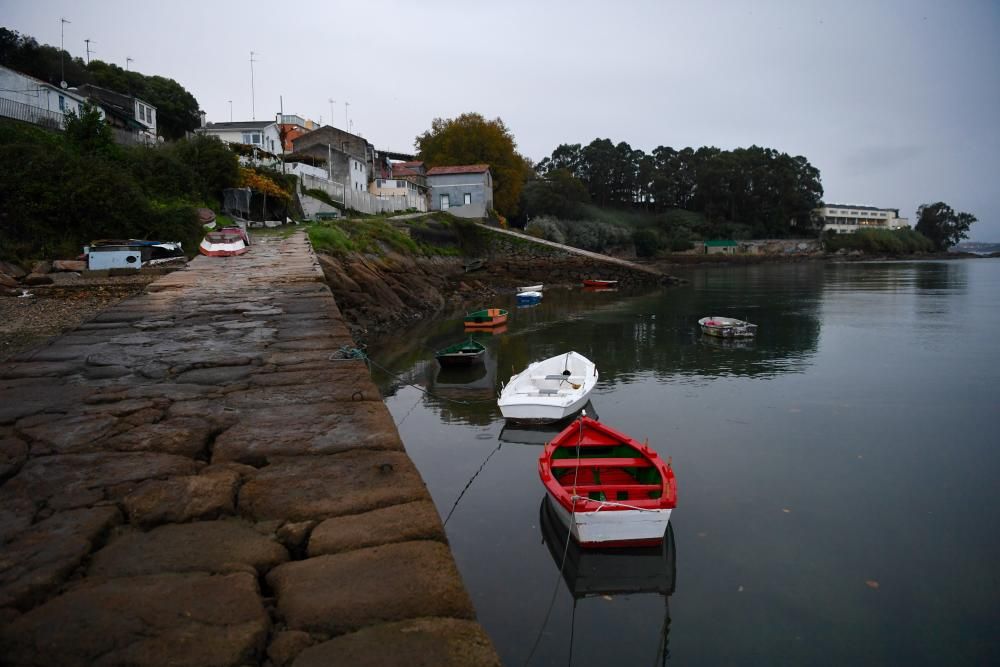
top-left (307, 211), bottom-right (478, 257)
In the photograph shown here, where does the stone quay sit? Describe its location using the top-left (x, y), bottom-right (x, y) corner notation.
top-left (0, 230), bottom-right (500, 666)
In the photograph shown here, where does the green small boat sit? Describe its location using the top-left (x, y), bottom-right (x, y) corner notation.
top-left (434, 338), bottom-right (487, 366)
top-left (464, 308), bottom-right (509, 328)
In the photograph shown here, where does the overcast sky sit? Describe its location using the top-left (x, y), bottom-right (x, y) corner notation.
top-left (4, 0), bottom-right (998, 240)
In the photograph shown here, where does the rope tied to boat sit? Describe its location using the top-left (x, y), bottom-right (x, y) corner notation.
top-left (569, 495), bottom-right (659, 513)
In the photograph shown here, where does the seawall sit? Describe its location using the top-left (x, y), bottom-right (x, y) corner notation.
top-left (0, 230), bottom-right (499, 666)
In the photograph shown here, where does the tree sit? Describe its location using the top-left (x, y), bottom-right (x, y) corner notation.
top-left (520, 168), bottom-right (590, 220)
top-left (915, 202), bottom-right (977, 250)
top-left (63, 102), bottom-right (116, 158)
top-left (415, 112), bottom-right (531, 217)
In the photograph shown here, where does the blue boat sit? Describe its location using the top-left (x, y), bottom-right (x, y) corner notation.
top-left (517, 290), bottom-right (542, 305)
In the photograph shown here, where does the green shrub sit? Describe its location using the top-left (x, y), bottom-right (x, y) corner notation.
top-left (633, 228), bottom-right (662, 257)
top-left (823, 228), bottom-right (934, 254)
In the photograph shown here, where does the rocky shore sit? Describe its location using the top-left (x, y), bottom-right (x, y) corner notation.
top-left (0, 269), bottom-right (160, 363)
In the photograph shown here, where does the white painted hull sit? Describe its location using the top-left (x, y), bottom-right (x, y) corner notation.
top-left (498, 352), bottom-right (598, 423)
top-left (517, 284), bottom-right (543, 292)
top-left (498, 388), bottom-right (593, 423)
top-left (548, 495), bottom-right (671, 547)
top-left (199, 239), bottom-right (248, 256)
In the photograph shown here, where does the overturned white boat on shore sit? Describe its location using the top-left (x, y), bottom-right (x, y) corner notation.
top-left (498, 351), bottom-right (598, 423)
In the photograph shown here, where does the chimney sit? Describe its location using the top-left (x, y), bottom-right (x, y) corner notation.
top-left (199, 110), bottom-right (206, 127)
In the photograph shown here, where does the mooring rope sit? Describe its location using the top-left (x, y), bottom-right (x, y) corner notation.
top-left (523, 417), bottom-right (584, 666)
top-left (569, 496), bottom-right (659, 513)
top-left (442, 440), bottom-right (503, 527)
top-left (329, 345), bottom-right (497, 405)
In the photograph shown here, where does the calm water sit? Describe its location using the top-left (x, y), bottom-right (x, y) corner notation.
top-left (369, 259), bottom-right (1000, 666)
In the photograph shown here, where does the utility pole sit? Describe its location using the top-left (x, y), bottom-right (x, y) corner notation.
top-left (328, 98), bottom-right (335, 126)
top-left (344, 101), bottom-right (349, 131)
top-left (59, 17), bottom-right (70, 87)
top-left (249, 51), bottom-right (258, 120)
top-left (84, 38), bottom-right (94, 65)
top-left (228, 100), bottom-right (233, 121)
top-left (126, 57), bottom-right (133, 72)
top-left (279, 95), bottom-right (286, 174)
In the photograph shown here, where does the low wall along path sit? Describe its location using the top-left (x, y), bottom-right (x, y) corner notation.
top-left (0, 231), bottom-right (499, 666)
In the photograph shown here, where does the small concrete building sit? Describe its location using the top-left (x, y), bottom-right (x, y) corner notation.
top-left (704, 239), bottom-right (738, 255)
top-left (196, 120), bottom-right (282, 156)
top-left (292, 125), bottom-right (374, 166)
top-left (0, 64), bottom-right (100, 128)
top-left (426, 165), bottom-right (493, 218)
top-left (814, 204), bottom-right (909, 234)
top-left (75, 83), bottom-right (156, 141)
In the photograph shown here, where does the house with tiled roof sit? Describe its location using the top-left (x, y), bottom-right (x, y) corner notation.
top-left (426, 164), bottom-right (493, 218)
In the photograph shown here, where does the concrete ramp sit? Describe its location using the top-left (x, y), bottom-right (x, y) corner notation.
top-left (0, 230), bottom-right (498, 666)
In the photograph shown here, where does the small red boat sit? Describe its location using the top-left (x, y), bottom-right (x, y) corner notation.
top-left (199, 226), bottom-right (250, 257)
top-left (582, 279), bottom-right (618, 288)
top-left (538, 415), bottom-right (676, 548)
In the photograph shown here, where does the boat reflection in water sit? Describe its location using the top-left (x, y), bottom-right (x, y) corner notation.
top-left (698, 334), bottom-right (756, 350)
top-left (465, 324), bottom-right (509, 336)
top-left (497, 401), bottom-right (599, 446)
top-left (539, 496), bottom-right (676, 665)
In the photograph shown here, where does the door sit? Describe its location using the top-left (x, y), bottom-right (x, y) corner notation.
top-left (464, 193), bottom-right (472, 205)
top-left (440, 194), bottom-right (450, 210)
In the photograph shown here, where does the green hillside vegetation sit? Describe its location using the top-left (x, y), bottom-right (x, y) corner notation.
top-left (823, 228), bottom-right (935, 254)
top-left (307, 212), bottom-right (480, 258)
top-left (0, 108), bottom-right (240, 262)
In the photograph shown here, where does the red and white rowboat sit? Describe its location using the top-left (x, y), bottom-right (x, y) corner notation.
top-left (199, 227), bottom-right (250, 257)
top-left (538, 415), bottom-right (676, 548)
top-left (582, 279), bottom-right (618, 288)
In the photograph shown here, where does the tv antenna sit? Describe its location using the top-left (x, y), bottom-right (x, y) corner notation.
top-left (249, 51), bottom-right (258, 120)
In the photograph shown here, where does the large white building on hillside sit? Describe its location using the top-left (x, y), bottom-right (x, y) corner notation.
top-left (814, 204), bottom-right (909, 234)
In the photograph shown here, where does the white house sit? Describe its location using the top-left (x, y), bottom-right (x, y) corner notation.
top-left (196, 120), bottom-right (282, 156)
top-left (814, 204), bottom-right (910, 234)
top-left (0, 64), bottom-right (102, 128)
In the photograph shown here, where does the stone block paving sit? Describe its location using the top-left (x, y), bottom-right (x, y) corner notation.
top-left (0, 232), bottom-right (500, 667)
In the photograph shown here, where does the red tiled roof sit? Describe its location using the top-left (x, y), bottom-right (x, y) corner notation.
top-left (392, 166), bottom-right (420, 177)
top-left (395, 160), bottom-right (423, 168)
top-left (425, 164), bottom-right (490, 175)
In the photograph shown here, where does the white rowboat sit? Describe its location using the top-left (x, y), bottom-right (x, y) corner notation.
top-left (498, 351), bottom-right (597, 423)
top-left (517, 284), bottom-right (544, 293)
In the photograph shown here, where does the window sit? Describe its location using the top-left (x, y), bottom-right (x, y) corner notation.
top-left (58, 95), bottom-right (65, 111)
top-left (440, 194), bottom-right (450, 210)
top-left (242, 132), bottom-right (261, 145)
top-left (464, 193), bottom-right (472, 205)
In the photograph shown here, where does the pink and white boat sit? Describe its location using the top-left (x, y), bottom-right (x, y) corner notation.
top-left (199, 227), bottom-right (250, 257)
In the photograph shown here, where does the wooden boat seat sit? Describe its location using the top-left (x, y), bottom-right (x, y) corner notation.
top-left (532, 375), bottom-right (584, 382)
top-left (564, 483), bottom-right (662, 493)
top-left (551, 457), bottom-right (652, 469)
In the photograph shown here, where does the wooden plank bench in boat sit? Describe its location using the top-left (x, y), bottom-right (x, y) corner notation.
top-left (530, 374), bottom-right (585, 382)
top-left (564, 483), bottom-right (662, 493)
top-left (550, 457), bottom-right (653, 469)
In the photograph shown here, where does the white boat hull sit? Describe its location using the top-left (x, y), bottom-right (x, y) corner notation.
top-left (498, 351), bottom-right (598, 423)
top-left (517, 284), bottom-right (543, 292)
top-left (548, 494), bottom-right (671, 547)
top-left (498, 389), bottom-right (593, 423)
